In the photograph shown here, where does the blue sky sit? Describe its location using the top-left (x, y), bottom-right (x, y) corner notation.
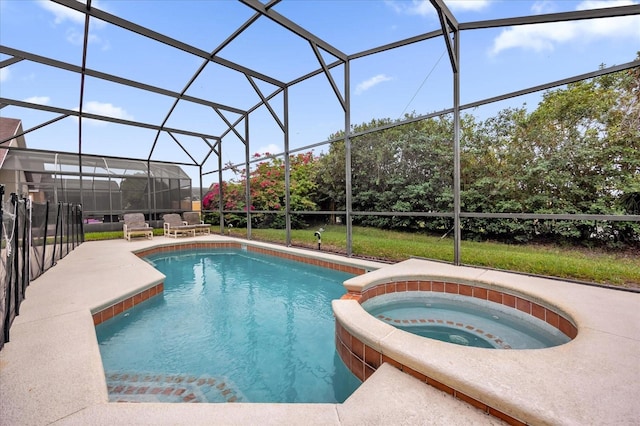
top-left (1, 0), bottom-right (639, 186)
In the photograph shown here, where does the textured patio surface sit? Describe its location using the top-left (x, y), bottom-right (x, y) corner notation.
top-left (1, 235), bottom-right (638, 425)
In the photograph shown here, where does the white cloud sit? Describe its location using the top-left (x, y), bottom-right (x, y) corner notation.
top-left (531, 1), bottom-right (558, 14)
top-left (577, 0), bottom-right (635, 10)
top-left (0, 68), bottom-right (9, 83)
top-left (386, 0), bottom-right (491, 16)
top-left (65, 27), bottom-right (105, 48)
top-left (65, 27), bottom-right (84, 45)
top-left (85, 101), bottom-right (132, 119)
top-left (75, 101), bottom-right (133, 126)
top-left (38, 0), bottom-right (85, 25)
top-left (255, 144), bottom-right (281, 157)
top-left (23, 96), bottom-right (51, 105)
top-left (445, 0), bottom-right (491, 12)
top-left (384, 0), bottom-right (408, 15)
top-left (405, 0), bottom-right (434, 16)
top-left (100, 39), bottom-right (112, 51)
top-left (491, 21), bottom-right (576, 54)
top-left (355, 74), bottom-right (393, 95)
top-left (37, 0), bottom-right (107, 30)
top-left (490, 0), bottom-right (640, 55)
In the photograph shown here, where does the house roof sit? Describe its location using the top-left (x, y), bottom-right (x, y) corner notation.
top-left (0, 117), bottom-right (21, 142)
top-left (0, 117), bottom-right (24, 170)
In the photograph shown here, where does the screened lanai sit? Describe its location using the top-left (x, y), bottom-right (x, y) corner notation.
top-left (1, 148), bottom-right (191, 224)
top-left (1, 0), bottom-right (639, 263)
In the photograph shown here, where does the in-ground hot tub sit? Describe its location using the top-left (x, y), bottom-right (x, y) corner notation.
top-left (361, 289), bottom-right (572, 349)
top-left (332, 258), bottom-right (580, 425)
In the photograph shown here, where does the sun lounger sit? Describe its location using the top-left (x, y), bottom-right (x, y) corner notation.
top-left (163, 213), bottom-right (196, 238)
top-left (123, 213), bottom-right (154, 241)
top-left (182, 212), bottom-right (210, 235)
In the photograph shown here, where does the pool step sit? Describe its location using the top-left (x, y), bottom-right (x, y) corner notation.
top-left (105, 372), bottom-right (243, 403)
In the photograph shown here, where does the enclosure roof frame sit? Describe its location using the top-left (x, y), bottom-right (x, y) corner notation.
top-left (1, 0), bottom-right (639, 262)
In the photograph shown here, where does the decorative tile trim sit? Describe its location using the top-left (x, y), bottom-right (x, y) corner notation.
top-left (92, 282), bottom-right (164, 326)
top-left (343, 280), bottom-right (578, 339)
top-left (335, 321), bottom-right (527, 426)
top-left (105, 372), bottom-right (242, 403)
top-left (374, 314), bottom-right (514, 349)
top-left (133, 242), bottom-right (240, 258)
top-left (133, 241), bottom-right (367, 276)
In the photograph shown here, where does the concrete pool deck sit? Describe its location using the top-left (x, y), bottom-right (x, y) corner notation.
top-left (0, 235), bottom-right (638, 425)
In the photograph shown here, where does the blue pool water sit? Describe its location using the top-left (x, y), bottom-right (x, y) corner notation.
top-left (95, 249), bottom-right (361, 403)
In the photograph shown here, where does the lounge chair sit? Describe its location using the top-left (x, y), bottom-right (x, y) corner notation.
top-left (123, 213), bottom-right (154, 241)
top-left (182, 212), bottom-right (210, 235)
top-left (163, 213), bottom-right (196, 238)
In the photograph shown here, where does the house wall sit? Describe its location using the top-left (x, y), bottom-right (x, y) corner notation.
top-left (0, 168), bottom-right (29, 199)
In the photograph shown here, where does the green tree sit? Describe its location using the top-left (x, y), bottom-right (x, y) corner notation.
top-left (316, 114), bottom-right (456, 233)
top-left (460, 60), bottom-right (639, 247)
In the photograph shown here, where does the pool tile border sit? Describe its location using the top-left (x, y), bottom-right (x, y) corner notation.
top-left (335, 321), bottom-right (528, 425)
top-left (336, 279), bottom-right (580, 426)
top-left (92, 282), bottom-right (164, 326)
top-left (133, 241), bottom-right (368, 276)
top-left (247, 245), bottom-right (367, 275)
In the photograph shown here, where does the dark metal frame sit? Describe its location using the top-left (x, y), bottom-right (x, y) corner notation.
top-left (1, 0), bottom-right (639, 264)
top-left (0, 192), bottom-right (83, 349)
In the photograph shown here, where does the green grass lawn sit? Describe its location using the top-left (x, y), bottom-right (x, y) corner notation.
top-left (238, 226), bottom-right (640, 288)
top-left (85, 225), bottom-right (640, 288)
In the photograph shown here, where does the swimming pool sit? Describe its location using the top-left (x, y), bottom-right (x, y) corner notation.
top-left (95, 248), bottom-right (361, 403)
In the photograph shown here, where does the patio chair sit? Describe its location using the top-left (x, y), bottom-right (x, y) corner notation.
top-left (123, 213), bottom-right (154, 241)
top-left (163, 213), bottom-right (196, 238)
top-left (182, 212), bottom-right (210, 235)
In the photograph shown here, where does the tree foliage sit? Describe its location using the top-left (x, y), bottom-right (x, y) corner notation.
top-left (315, 114), bottom-right (455, 232)
top-left (203, 61), bottom-right (639, 249)
top-left (459, 63), bottom-right (639, 246)
top-left (202, 152), bottom-right (320, 229)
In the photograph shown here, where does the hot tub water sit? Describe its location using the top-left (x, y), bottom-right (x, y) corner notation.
top-left (363, 292), bottom-right (571, 349)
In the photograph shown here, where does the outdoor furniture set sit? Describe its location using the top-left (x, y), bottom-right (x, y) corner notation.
top-left (123, 212), bottom-right (210, 241)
